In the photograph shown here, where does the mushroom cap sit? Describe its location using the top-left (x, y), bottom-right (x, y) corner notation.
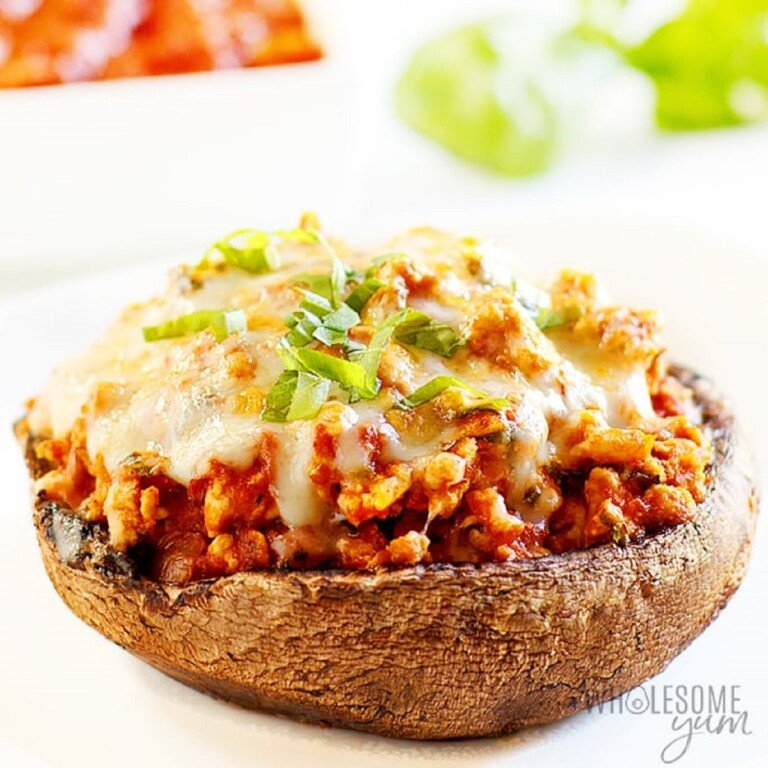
top-left (30, 368), bottom-right (759, 739)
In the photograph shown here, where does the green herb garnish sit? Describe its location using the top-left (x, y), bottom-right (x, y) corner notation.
top-left (393, 310), bottom-right (466, 358)
top-left (311, 304), bottom-right (362, 348)
top-left (352, 308), bottom-right (466, 397)
top-left (203, 228), bottom-right (318, 274)
top-left (535, 305), bottom-right (583, 330)
top-left (284, 289), bottom-right (363, 352)
top-left (345, 277), bottom-right (384, 313)
top-left (351, 313), bottom-right (402, 398)
top-left (279, 345), bottom-right (375, 398)
top-left (262, 251), bottom-right (471, 419)
top-left (262, 370), bottom-right (331, 422)
top-left (286, 261), bottom-right (383, 355)
top-left (142, 309), bottom-right (247, 343)
top-left (400, 375), bottom-right (508, 411)
top-left (295, 256), bottom-right (357, 307)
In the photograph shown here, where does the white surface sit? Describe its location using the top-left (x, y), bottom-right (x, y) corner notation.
top-left (0, 221), bottom-right (766, 768)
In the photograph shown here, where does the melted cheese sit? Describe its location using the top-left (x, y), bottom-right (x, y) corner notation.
top-left (28, 228), bottom-right (663, 531)
top-left (272, 422), bottom-right (321, 528)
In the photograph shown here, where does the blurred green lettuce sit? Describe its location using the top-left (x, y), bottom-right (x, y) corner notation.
top-left (396, 23), bottom-right (553, 176)
top-left (627, 0), bottom-right (768, 130)
top-left (396, 0), bottom-right (768, 176)
top-left (395, 19), bottom-right (607, 177)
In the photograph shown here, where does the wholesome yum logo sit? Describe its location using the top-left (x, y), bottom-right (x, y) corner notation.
top-left (593, 684), bottom-right (752, 763)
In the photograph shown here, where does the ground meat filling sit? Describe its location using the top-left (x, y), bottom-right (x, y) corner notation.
top-left (23, 226), bottom-right (712, 585)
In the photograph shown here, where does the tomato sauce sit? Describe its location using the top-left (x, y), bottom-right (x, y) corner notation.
top-left (0, 0), bottom-right (321, 87)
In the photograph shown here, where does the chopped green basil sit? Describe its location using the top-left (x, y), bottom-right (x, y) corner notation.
top-left (296, 252), bottom-right (382, 316)
top-left (392, 310), bottom-right (466, 358)
top-left (142, 309), bottom-right (247, 343)
top-left (329, 256), bottom-right (349, 307)
top-left (351, 316), bottom-right (400, 397)
top-left (293, 272), bottom-right (332, 300)
top-left (280, 269), bottom-right (465, 405)
top-left (262, 370), bottom-right (331, 422)
top-left (400, 375), bottom-right (508, 411)
top-left (295, 256), bottom-right (356, 306)
top-left (345, 277), bottom-right (383, 313)
top-left (351, 308), bottom-right (466, 398)
top-left (279, 345), bottom-right (375, 398)
top-left (535, 305), bottom-right (582, 330)
top-left (311, 303), bottom-right (360, 346)
top-left (203, 228), bottom-right (318, 274)
top-left (284, 288), bottom-right (362, 352)
top-left (296, 289), bottom-right (333, 319)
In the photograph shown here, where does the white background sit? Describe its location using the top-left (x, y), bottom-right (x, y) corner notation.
top-left (0, 1), bottom-right (766, 766)
top-left (1, 0), bottom-right (767, 287)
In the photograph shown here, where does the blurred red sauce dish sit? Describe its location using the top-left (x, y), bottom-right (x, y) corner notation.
top-left (0, 0), bottom-right (321, 87)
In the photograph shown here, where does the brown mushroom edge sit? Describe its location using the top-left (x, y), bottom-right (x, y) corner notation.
top-left (25, 367), bottom-right (759, 740)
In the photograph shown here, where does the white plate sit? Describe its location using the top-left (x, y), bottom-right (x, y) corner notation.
top-left (0, 220), bottom-right (766, 768)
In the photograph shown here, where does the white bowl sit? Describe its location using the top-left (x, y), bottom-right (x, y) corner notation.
top-left (0, 0), bottom-right (351, 286)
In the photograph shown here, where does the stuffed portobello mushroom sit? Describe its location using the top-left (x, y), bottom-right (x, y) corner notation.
top-left (18, 218), bottom-right (758, 739)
